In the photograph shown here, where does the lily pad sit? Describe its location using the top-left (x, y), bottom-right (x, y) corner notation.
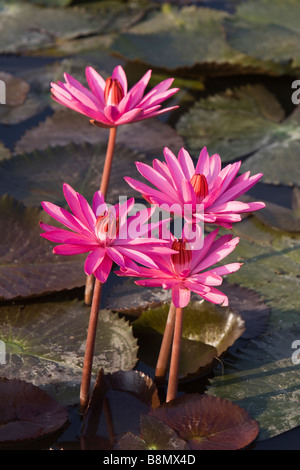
top-left (206, 215), bottom-right (300, 440)
top-left (0, 1), bottom-right (114, 54)
top-left (253, 199), bottom-right (300, 233)
top-left (105, 277), bottom-right (172, 316)
top-left (0, 300), bottom-right (138, 404)
top-left (14, 110), bottom-right (184, 158)
top-left (224, 0), bottom-right (300, 72)
top-left (0, 142), bottom-right (146, 208)
top-left (0, 195), bottom-right (87, 300)
top-left (0, 70), bottom-right (45, 126)
top-left (0, 71), bottom-right (30, 106)
top-left (132, 300), bottom-right (245, 379)
top-left (176, 84), bottom-right (286, 162)
top-left (118, 414), bottom-right (189, 450)
top-left (0, 58), bottom-right (101, 125)
top-left (0, 377), bottom-right (68, 446)
top-left (111, 4), bottom-right (286, 75)
top-left (224, 215), bottom-right (300, 330)
top-left (208, 328), bottom-right (300, 441)
top-left (149, 393), bottom-right (259, 450)
top-left (242, 138), bottom-right (300, 187)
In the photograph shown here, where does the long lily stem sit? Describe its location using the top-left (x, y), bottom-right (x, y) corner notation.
top-left (80, 126), bottom-right (117, 412)
top-left (166, 306), bottom-right (184, 403)
top-left (154, 302), bottom-right (176, 386)
top-left (84, 126), bottom-right (117, 305)
top-left (80, 279), bottom-right (103, 412)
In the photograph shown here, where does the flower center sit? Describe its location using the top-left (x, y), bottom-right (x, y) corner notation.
top-left (95, 210), bottom-right (119, 244)
top-left (190, 173), bottom-right (209, 200)
top-left (104, 77), bottom-right (124, 106)
top-left (171, 238), bottom-right (192, 275)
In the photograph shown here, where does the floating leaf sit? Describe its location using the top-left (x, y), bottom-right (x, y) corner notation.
top-left (118, 414), bottom-right (189, 450)
top-left (242, 138), bottom-right (300, 187)
top-left (224, 215), bottom-right (300, 329)
top-left (224, 0), bottom-right (300, 72)
top-left (218, 282), bottom-right (270, 340)
top-left (132, 300), bottom-right (245, 379)
top-left (0, 1), bottom-right (114, 54)
top-left (0, 377), bottom-right (68, 445)
top-left (0, 71), bottom-right (30, 106)
top-left (105, 277), bottom-right (172, 316)
top-left (206, 215), bottom-right (300, 439)
top-left (149, 394), bottom-right (259, 450)
top-left (0, 58), bottom-right (101, 125)
top-left (0, 195), bottom-right (87, 300)
top-left (0, 142), bottom-right (146, 208)
top-left (0, 70), bottom-right (44, 125)
top-left (0, 300), bottom-right (138, 404)
top-left (14, 110), bottom-right (184, 158)
top-left (253, 200), bottom-right (300, 233)
top-left (208, 328), bottom-right (300, 441)
top-left (176, 84), bottom-right (286, 161)
top-left (111, 4), bottom-right (287, 75)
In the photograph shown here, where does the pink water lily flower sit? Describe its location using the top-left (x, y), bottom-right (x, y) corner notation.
top-left (40, 184), bottom-right (176, 283)
top-left (116, 225), bottom-right (242, 308)
top-left (124, 146), bottom-right (266, 228)
top-left (51, 65), bottom-right (179, 128)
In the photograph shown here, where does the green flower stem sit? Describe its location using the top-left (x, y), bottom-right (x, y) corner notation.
top-left (166, 306), bottom-right (184, 403)
top-left (154, 302), bottom-right (176, 386)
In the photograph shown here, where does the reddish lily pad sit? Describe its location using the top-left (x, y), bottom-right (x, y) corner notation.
top-left (150, 393), bottom-right (259, 450)
top-left (118, 414), bottom-right (189, 450)
top-left (0, 377), bottom-right (68, 445)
